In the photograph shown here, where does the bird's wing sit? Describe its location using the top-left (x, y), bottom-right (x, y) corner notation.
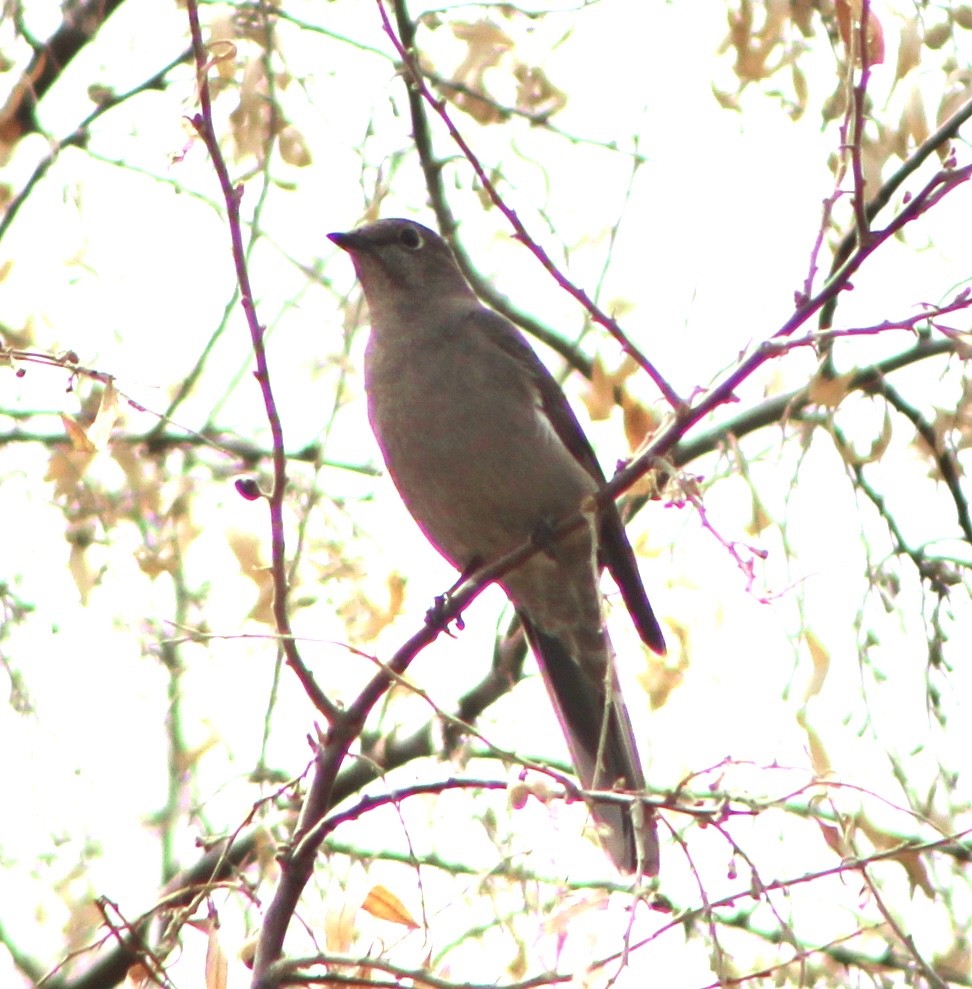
top-left (474, 309), bottom-right (665, 655)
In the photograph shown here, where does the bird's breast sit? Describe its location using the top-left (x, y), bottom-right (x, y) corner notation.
top-left (365, 329), bottom-right (597, 569)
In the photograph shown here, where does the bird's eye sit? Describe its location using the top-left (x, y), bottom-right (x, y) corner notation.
top-left (398, 226), bottom-right (424, 251)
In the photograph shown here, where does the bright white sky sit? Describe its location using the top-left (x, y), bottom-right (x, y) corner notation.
top-left (1, 1), bottom-right (972, 986)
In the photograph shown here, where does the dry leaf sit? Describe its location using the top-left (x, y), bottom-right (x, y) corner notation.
top-left (60, 414), bottom-right (96, 453)
top-left (226, 531), bottom-right (275, 624)
top-left (513, 64), bottom-right (566, 119)
top-left (638, 636), bottom-right (686, 711)
top-left (937, 71), bottom-right (972, 131)
top-left (622, 392), bottom-right (660, 453)
top-left (790, 63), bottom-right (808, 119)
top-left (278, 124), bottom-right (311, 167)
top-left (835, 0), bottom-right (885, 64)
top-left (894, 18), bottom-right (922, 85)
top-left (239, 935), bottom-right (257, 970)
top-left (112, 443), bottom-right (162, 518)
top-left (207, 15), bottom-right (239, 80)
top-left (582, 354), bottom-right (615, 421)
top-left (900, 86), bottom-right (929, 153)
top-left (325, 901), bottom-right (358, 954)
top-left (924, 20), bottom-right (952, 50)
top-left (205, 916), bottom-right (228, 989)
top-left (86, 380), bottom-right (120, 449)
top-left (955, 6), bottom-right (972, 30)
top-left (508, 942), bottom-right (528, 980)
top-left (797, 710), bottom-right (833, 777)
top-left (858, 817), bottom-right (935, 897)
top-left (124, 964), bottom-right (151, 988)
top-left (933, 937), bottom-right (972, 975)
top-left (808, 368), bottom-right (854, 409)
top-left (829, 404), bottom-right (893, 466)
top-left (134, 545), bottom-right (178, 578)
top-left (792, 0), bottom-right (815, 36)
top-left (386, 572), bottom-right (405, 620)
top-left (362, 885), bottom-right (419, 929)
top-left (439, 20), bottom-right (514, 124)
top-left (69, 536), bottom-right (97, 604)
top-left (745, 492), bottom-right (772, 536)
top-left (230, 61), bottom-right (273, 160)
top-left (712, 85), bottom-right (742, 111)
top-left (44, 446), bottom-right (94, 499)
top-left (802, 629), bottom-right (830, 703)
top-left (817, 821), bottom-right (846, 858)
top-left (57, 381), bottom-right (119, 463)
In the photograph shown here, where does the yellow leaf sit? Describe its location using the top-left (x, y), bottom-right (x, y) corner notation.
top-left (278, 124), bottom-right (312, 167)
top-left (924, 20), bottom-right (952, 50)
top-left (134, 545), bottom-right (178, 578)
top-left (858, 817), bottom-right (935, 897)
top-left (69, 537), bottom-right (97, 604)
top-left (386, 572), bottom-right (405, 619)
top-left (205, 915), bottom-right (228, 989)
top-left (900, 86), bottom-right (929, 152)
top-left (582, 354), bottom-right (615, 421)
top-left (828, 405), bottom-right (893, 466)
top-left (361, 885), bottom-right (419, 929)
top-left (790, 64), bottom-right (808, 120)
top-left (802, 630), bottom-right (830, 703)
top-left (745, 492), bottom-right (772, 536)
top-left (817, 821), bottom-right (846, 858)
top-left (513, 64), bottom-right (566, 119)
top-left (439, 20), bottom-right (514, 125)
top-left (622, 392), bottom-right (660, 452)
top-left (797, 710), bottom-right (833, 777)
top-left (226, 531), bottom-right (276, 624)
top-left (508, 942), bottom-right (528, 980)
top-left (86, 380), bottom-right (120, 450)
top-left (325, 902), bottom-right (358, 954)
top-left (835, 0), bottom-right (885, 64)
top-left (934, 937), bottom-right (972, 974)
top-left (45, 446), bottom-right (95, 497)
top-left (227, 530), bottom-right (265, 578)
top-left (639, 635), bottom-right (687, 711)
top-left (712, 85), bottom-right (741, 112)
top-left (60, 414), bottom-right (96, 453)
top-left (808, 368), bottom-right (854, 409)
top-left (894, 18), bottom-right (922, 85)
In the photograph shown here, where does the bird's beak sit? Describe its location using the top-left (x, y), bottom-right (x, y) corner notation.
top-left (328, 230), bottom-right (364, 253)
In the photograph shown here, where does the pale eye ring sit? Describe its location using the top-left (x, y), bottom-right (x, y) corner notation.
top-left (398, 226), bottom-right (424, 251)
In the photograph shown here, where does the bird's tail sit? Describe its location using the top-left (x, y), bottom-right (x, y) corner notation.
top-left (520, 617), bottom-right (659, 875)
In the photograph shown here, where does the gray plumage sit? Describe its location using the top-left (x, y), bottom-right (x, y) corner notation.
top-left (329, 218), bottom-right (664, 873)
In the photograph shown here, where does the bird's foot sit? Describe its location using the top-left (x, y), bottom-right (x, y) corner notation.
top-left (425, 594), bottom-right (466, 636)
top-left (529, 518), bottom-right (559, 560)
top-left (426, 560), bottom-right (480, 636)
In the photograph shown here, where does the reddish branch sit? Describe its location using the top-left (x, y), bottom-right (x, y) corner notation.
top-left (184, 0), bottom-right (335, 724)
top-left (379, 0), bottom-right (682, 409)
top-left (162, 2), bottom-right (972, 986)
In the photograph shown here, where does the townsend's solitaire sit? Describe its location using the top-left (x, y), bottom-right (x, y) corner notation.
top-left (329, 218), bottom-right (665, 874)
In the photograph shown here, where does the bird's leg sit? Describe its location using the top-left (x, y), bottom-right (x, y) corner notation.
top-left (529, 518), bottom-right (560, 560)
top-left (425, 555), bottom-right (483, 634)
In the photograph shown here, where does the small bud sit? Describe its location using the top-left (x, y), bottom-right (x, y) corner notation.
top-left (234, 476), bottom-right (263, 501)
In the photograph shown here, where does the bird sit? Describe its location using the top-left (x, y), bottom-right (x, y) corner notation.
top-left (328, 218), bottom-right (665, 874)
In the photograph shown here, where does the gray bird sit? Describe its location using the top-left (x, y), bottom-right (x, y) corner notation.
top-left (328, 218), bottom-right (665, 874)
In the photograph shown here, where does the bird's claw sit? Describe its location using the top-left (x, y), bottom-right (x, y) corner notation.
top-left (426, 594), bottom-right (465, 636)
top-left (529, 518), bottom-right (558, 560)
